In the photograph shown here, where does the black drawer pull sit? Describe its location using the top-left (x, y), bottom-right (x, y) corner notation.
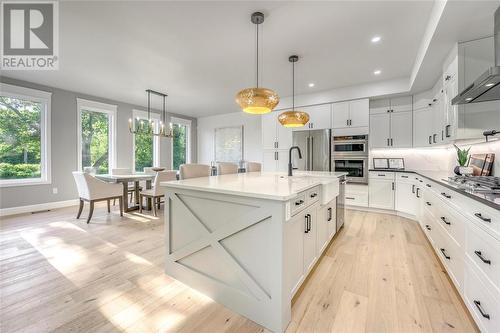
top-left (426, 184), bottom-right (431, 188)
top-left (441, 192), bottom-right (451, 199)
top-left (425, 225), bottom-right (431, 231)
top-left (295, 200), bottom-right (304, 206)
top-left (473, 300), bottom-right (490, 320)
top-left (416, 188), bottom-right (420, 198)
top-left (440, 248), bottom-right (450, 260)
top-left (401, 175), bottom-right (408, 178)
top-left (304, 215), bottom-right (309, 233)
top-left (426, 201), bottom-right (432, 206)
top-left (310, 193), bottom-right (318, 198)
top-left (474, 251), bottom-right (491, 265)
top-left (440, 216), bottom-right (451, 225)
top-left (346, 197), bottom-right (355, 200)
top-left (307, 214), bottom-right (311, 232)
top-left (327, 207), bottom-right (332, 222)
top-left (377, 174), bottom-right (386, 176)
top-left (412, 184), bottom-right (415, 193)
top-left (474, 213), bottom-right (491, 223)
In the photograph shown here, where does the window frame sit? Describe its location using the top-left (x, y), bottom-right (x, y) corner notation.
top-left (76, 98), bottom-right (117, 174)
top-left (170, 117), bottom-right (191, 170)
top-left (131, 109), bottom-right (160, 171)
top-left (0, 83), bottom-right (52, 187)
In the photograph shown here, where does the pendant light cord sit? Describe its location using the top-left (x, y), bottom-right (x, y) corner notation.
top-left (147, 90), bottom-right (151, 122)
top-left (256, 23), bottom-right (259, 88)
top-left (292, 61), bottom-right (295, 111)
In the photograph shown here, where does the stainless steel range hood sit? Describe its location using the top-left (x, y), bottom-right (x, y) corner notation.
top-left (452, 6), bottom-right (500, 105)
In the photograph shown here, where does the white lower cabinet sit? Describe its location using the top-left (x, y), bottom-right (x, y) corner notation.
top-left (285, 211), bottom-right (305, 297)
top-left (395, 176), bottom-right (418, 216)
top-left (318, 199), bottom-right (336, 255)
top-left (303, 207), bottom-right (318, 274)
top-left (368, 172), bottom-right (395, 210)
top-left (262, 150), bottom-right (288, 172)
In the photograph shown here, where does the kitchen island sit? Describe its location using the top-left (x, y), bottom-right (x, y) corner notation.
top-left (161, 171), bottom-right (346, 333)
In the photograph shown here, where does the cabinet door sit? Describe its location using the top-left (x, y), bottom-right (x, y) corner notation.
top-left (349, 99), bottom-right (369, 127)
top-left (390, 111), bottom-right (413, 148)
top-left (303, 209), bottom-right (317, 274)
top-left (369, 99), bottom-right (390, 114)
top-left (368, 179), bottom-right (395, 210)
top-left (395, 181), bottom-right (417, 216)
top-left (443, 78), bottom-right (457, 142)
top-left (262, 150), bottom-right (277, 172)
top-left (369, 113), bottom-right (391, 148)
top-left (276, 151), bottom-right (289, 172)
top-left (305, 104), bottom-right (331, 130)
top-left (390, 96), bottom-right (413, 113)
top-left (284, 213), bottom-right (304, 297)
top-left (261, 113), bottom-right (277, 150)
top-left (413, 107), bottom-right (432, 147)
top-left (431, 92), bottom-right (444, 145)
top-left (276, 123), bottom-right (292, 149)
top-left (316, 205), bottom-right (329, 255)
top-left (327, 203), bottom-right (337, 240)
top-left (332, 102), bottom-right (350, 129)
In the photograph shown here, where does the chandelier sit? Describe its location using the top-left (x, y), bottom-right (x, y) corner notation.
top-left (129, 89), bottom-right (173, 138)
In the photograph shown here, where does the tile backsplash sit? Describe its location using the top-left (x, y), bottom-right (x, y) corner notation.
top-left (370, 140), bottom-right (500, 176)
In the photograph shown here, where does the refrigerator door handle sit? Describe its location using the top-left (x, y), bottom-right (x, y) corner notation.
top-left (306, 136), bottom-right (310, 171)
top-left (311, 136), bottom-right (314, 171)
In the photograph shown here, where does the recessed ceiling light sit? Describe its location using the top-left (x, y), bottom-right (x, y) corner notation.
top-left (465, 97), bottom-right (472, 101)
top-left (308, 83), bottom-right (315, 88)
top-left (371, 36), bottom-right (381, 43)
top-left (373, 70), bottom-right (381, 75)
top-left (485, 83), bottom-right (495, 87)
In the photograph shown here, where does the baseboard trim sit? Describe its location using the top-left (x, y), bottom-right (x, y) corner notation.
top-left (346, 205), bottom-right (418, 221)
top-left (0, 199), bottom-right (79, 217)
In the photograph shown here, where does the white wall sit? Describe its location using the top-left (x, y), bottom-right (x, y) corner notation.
top-left (197, 112), bottom-right (262, 165)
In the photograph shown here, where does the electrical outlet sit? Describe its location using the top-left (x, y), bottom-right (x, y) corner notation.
top-left (52, 187), bottom-right (58, 194)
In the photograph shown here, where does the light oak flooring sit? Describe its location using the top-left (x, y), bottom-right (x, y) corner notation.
top-left (0, 204), bottom-right (478, 333)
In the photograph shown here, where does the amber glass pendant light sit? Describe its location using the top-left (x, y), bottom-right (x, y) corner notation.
top-left (278, 55), bottom-right (310, 127)
top-left (235, 12), bottom-right (279, 114)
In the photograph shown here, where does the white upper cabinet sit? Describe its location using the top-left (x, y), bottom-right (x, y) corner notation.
top-left (294, 104), bottom-right (332, 131)
top-left (261, 112), bottom-right (292, 150)
top-left (332, 99), bottom-right (369, 129)
top-left (413, 107), bottom-right (432, 147)
top-left (369, 96), bottom-right (413, 148)
top-left (369, 113), bottom-right (391, 148)
top-left (390, 111), bottom-right (413, 148)
top-left (332, 101), bottom-right (349, 128)
top-left (349, 99), bottom-right (369, 127)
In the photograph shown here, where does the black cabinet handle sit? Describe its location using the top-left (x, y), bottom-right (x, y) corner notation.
top-left (474, 251), bottom-right (491, 265)
top-left (445, 124), bottom-right (451, 138)
top-left (310, 193), bottom-right (317, 198)
top-left (440, 216), bottom-right (451, 225)
top-left (304, 215), bottom-right (309, 233)
top-left (390, 138), bottom-right (393, 146)
top-left (307, 214), bottom-right (311, 232)
top-left (327, 207), bottom-right (332, 222)
top-left (378, 174), bottom-right (386, 177)
top-left (295, 200), bottom-right (304, 206)
top-left (474, 213), bottom-right (491, 223)
top-left (425, 224), bottom-right (431, 231)
top-left (428, 135), bottom-right (432, 144)
top-left (402, 175), bottom-right (408, 178)
top-left (440, 248), bottom-right (450, 260)
top-left (412, 184), bottom-right (415, 193)
top-left (433, 134), bottom-right (437, 143)
top-left (346, 197), bottom-right (355, 200)
top-left (426, 184), bottom-right (431, 188)
top-left (416, 188), bottom-right (420, 198)
top-left (392, 182), bottom-right (395, 191)
top-left (473, 300), bottom-right (490, 320)
top-left (426, 201), bottom-right (432, 206)
top-left (441, 192), bottom-right (451, 199)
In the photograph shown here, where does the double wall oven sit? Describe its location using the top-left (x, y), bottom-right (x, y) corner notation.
top-left (331, 135), bottom-right (368, 184)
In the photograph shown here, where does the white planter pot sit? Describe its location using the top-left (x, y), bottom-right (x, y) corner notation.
top-left (459, 166), bottom-right (473, 176)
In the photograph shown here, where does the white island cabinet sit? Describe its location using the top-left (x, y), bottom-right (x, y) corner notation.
top-left (161, 171), bottom-right (346, 333)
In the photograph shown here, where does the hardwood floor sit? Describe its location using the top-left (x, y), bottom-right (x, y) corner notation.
top-left (0, 204), bottom-right (477, 333)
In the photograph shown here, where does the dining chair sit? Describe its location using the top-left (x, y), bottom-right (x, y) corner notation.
top-left (139, 170), bottom-right (177, 217)
top-left (179, 164), bottom-right (211, 180)
top-left (72, 171), bottom-right (123, 224)
top-left (217, 162), bottom-right (239, 175)
top-left (246, 162), bottom-right (262, 172)
top-left (111, 168), bottom-right (141, 203)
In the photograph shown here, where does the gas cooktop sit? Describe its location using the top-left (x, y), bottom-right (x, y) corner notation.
top-left (446, 175), bottom-right (500, 194)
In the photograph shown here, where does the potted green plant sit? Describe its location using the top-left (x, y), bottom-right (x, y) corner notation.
top-left (453, 144), bottom-right (472, 175)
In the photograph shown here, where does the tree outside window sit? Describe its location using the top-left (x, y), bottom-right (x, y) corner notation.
top-left (172, 123), bottom-right (187, 170)
top-left (80, 110), bottom-right (110, 174)
top-left (134, 118), bottom-right (154, 172)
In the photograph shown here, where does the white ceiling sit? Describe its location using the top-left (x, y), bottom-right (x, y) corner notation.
top-left (4, 1), bottom-right (497, 117)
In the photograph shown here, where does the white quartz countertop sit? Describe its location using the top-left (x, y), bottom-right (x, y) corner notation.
top-left (160, 171), bottom-right (347, 201)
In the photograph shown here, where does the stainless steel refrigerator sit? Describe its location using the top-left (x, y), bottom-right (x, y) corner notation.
top-left (292, 129), bottom-right (331, 171)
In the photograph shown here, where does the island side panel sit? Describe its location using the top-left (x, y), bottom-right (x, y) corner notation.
top-left (163, 186), bottom-right (290, 333)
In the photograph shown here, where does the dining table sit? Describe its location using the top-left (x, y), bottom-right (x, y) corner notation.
top-left (96, 173), bottom-right (156, 212)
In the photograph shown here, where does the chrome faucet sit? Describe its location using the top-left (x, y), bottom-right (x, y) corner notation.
top-left (288, 146), bottom-right (302, 176)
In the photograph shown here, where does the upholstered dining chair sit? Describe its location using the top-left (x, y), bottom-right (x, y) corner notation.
top-left (139, 170), bottom-right (177, 217)
top-left (246, 162), bottom-right (262, 172)
top-left (111, 168), bottom-right (141, 203)
top-left (217, 162), bottom-right (238, 175)
top-left (179, 164), bottom-right (211, 180)
top-left (72, 171), bottom-right (123, 224)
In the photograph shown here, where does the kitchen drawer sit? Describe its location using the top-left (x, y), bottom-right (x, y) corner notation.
top-left (432, 198), bottom-right (465, 246)
top-left (396, 173), bottom-right (413, 181)
top-left (432, 220), bottom-right (464, 290)
top-left (345, 192), bottom-right (368, 207)
top-left (466, 221), bottom-right (500, 293)
top-left (463, 200), bottom-right (500, 242)
top-left (305, 186), bottom-right (320, 205)
top-left (369, 171), bottom-right (395, 180)
top-left (291, 192), bottom-right (307, 216)
top-left (422, 207), bottom-right (437, 246)
top-left (464, 262), bottom-right (500, 333)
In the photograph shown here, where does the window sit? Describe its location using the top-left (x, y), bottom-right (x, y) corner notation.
top-left (77, 99), bottom-right (116, 174)
top-left (171, 117), bottom-right (191, 170)
top-left (132, 110), bottom-right (160, 172)
top-left (0, 83), bottom-right (51, 187)
top-left (214, 126), bottom-right (243, 163)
